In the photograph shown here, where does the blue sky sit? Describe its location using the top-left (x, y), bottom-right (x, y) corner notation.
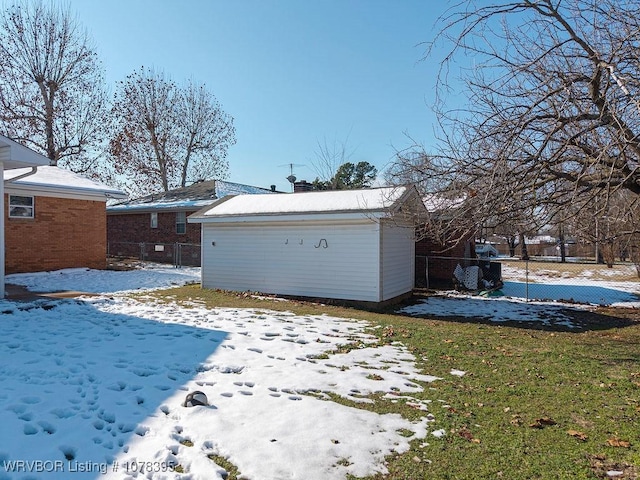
top-left (69, 0), bottom-right (451, 191)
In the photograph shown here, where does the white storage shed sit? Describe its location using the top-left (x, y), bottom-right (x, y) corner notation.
top-left (188, 186), bottom-right (425, 305)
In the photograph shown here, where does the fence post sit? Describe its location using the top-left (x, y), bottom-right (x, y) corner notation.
top-left (174, 243), bottom-right (181, 269)
top-left (525, 259), bottom-right (529, 302)
top-left (425, 256), bottom-right (430, 289)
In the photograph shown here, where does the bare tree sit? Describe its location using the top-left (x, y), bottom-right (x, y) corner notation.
top-left (0, 0), bottom-right (108, 169)
top-left (310, 135), bottom-right (356, 189)
top-left (389, 0), bottom-right (640, 248)
top-left (107, 67), bottom-right (235, 196)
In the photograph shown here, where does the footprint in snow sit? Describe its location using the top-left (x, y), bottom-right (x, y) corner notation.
top-left (23, 424), bottom-right (38, 435)
top-left (50, 408), bottom-right (75, 419)
top-left (18, 412), bottom-right (33, 421)
top-left (38, 421), bottom-right (56, 434)
top-left (248, 347), bottom-right (263, 354)
top-left (59, 445), bottom-right (76, 461)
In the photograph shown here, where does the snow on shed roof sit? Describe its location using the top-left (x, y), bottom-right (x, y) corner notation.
top-left (190, 186), bottom-right (416, 220)
top-left (4, 165), bottom-right (126, 199)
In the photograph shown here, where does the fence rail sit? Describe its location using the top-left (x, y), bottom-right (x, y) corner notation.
top-left (107, 241), bottom-right (201, 268)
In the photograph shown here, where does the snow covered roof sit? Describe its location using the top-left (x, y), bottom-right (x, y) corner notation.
top-left (422, 193), bottom-right (466, 212)
top-left (189, 186), bottom-right (422, 223)
top-left (4, 165), bottom-right (126, 200)
top-left (108, 179), bottom-right (277, 213)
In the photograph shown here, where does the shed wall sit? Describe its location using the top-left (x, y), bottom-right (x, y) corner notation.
top-left (381, 220), bottom-right (415, 300)
top-left (201, 221), bottom-right (382, 302)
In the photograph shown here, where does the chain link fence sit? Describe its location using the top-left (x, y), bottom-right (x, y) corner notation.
top-left (416, 256), bottom-right (502, 290)
top-left (418, 255), bottom-right (640, 304)
top-left (108, 242), bottom-right (201, 268)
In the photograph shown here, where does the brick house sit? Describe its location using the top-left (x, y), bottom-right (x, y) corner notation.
top-left (4, 165), bottom-right (127, 274)
top-left (107, 179), bottom-right (278, 265)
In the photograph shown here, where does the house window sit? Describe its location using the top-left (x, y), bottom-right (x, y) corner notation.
top-left (8, 195), bottom-right (34, 218)
top-left (150, 212), bottom-right (158, 228)
top-left (176, 211), bottom-right (186, 234)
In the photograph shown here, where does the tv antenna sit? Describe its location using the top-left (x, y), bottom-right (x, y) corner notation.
top-left (279, 163), bottom-right (305, 191)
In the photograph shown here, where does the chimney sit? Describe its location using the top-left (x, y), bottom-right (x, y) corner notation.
top-left (293, 180), bottom-right (313, 192)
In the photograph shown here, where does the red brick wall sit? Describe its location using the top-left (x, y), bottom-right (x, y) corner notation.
top-left (5, 195), bottom-right (107, 274)
top-left (107, 211), bottom-right (201, 264)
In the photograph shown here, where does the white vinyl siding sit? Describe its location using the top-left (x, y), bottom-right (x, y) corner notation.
top-left (201, 221), bottom-right (382, 302)
top-left (381, 220), bottom-right (415, 300)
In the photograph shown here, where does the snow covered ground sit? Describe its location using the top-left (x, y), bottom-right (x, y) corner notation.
top-left (1, 266), bottom-right (441, 480)
top-left (6, 264), bottom-right (201, 295)
top-left (2, 263), bottom-right (638, 479)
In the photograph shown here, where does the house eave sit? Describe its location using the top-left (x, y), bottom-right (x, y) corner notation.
top-left (5, 182), bottom-right (127, 201)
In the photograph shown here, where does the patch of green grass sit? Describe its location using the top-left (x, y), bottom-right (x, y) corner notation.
top-left (207, 454), bottom-right (242, 480)
top-left (148, 285), bottom-right (640, 479)
top-left (336, 457), bottom-right (353, 467)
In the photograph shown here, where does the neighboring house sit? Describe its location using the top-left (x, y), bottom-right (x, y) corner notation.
top-left (4, 165), bottom-right (127, 274)
top-left (415, 193), bottom-right (476, 288)
top-left (188, 186), bottom-right (426, 305)
top-left (415, 234), bottom-right (475, 288)
top-left (107, 180), bottom-right (278, 265)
